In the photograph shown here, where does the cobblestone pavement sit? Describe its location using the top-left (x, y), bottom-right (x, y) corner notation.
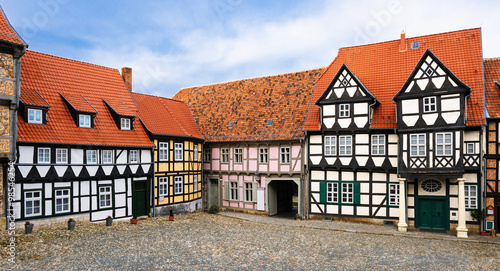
top-left (1, 212), bottom-right (499, 270)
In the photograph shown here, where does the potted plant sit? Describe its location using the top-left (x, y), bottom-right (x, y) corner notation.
top-left (106, 216), bottom-right (113, 226)
top-left (470, 208), bottom-right (486, 235)
top-left (25, 221), bottom-right (34, 234)
top-left (169, 210), bottom-right (174, 221)
top-left (130, 215), bottom-right (138, 224)
top-left (67, 218), bottom-right (76, 230)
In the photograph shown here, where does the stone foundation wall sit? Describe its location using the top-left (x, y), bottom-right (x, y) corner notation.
top-left (155, 199), bottom-right (202, 216)
top-left (14, 213), bottom-right (90, 229)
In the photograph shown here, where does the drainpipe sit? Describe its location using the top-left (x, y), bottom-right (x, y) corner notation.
top-left (299, 137), bottom-right (304, 219)
top-left (480, 125), bottom-right (486, 231)
top-left (304, 131), bottom-right (310, 220)
top-left (201, 142), bottom-right (205, 211)
top-left (151, 146), bottom-right (155, 217)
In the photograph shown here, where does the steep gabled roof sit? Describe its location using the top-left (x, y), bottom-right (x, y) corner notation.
top-left (304, 28), bottom-right (485, 130)
top-left (484, 58), bottom-right (500, 118)
top-left (18, 50), bottom-right (153, 147)
top-left (174, 68), bottom-right (325, 142)
top-left (132, 92), bottom-right (203, 139)
top-left (0, 5), bottom-right (26, 46)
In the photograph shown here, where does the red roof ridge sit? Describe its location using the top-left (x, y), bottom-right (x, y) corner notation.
top-left (133, 91), bottom-right (187, 105)
top-left (27, 50), bottom-right (118, 72)
top-left (485, 57), bottom-right (500, 61)
top-left (0, 5), bottom-right (27, 46)
top-left (156, 96), bottom-right (191, 137)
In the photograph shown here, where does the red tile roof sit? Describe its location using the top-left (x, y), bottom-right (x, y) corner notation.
top-left (0, 6), bottom-right (26, 46)
top-left (103, 98), bottom-right (135, 117)
top-left (132, 92), bottom-right (203, 139)
top-left (20, 88), bottom-right (50, 107)
top-left (174, 68), bottom-right (325, 142)
top-left (60, 93), bottom-right (97, 113)
top-left (304, 28), bottom-right (485, 130)
top-left (18, 50), bottom-right (153, 147)
top-left (484, 58), bottom-right (500, 118)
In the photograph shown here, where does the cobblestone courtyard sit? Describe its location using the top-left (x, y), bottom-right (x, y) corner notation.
top-left (2, 213), bottom-right (500, 270)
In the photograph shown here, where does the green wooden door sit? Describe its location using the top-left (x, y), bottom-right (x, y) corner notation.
top-left (417, 198), bottom-right (448, 230)
top-left (132, 181), bottom-right (148, 217)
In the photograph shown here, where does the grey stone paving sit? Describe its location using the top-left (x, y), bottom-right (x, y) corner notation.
top-left (1, 212), bottom-right (499, 270)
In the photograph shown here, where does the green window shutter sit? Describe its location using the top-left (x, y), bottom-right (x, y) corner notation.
top-left (354, 182), bottom-right (360, 205)
top-left (224, 182), bottom-right (229, 200)
top-left (320, 182), bottom-right (326, 203)
top-left (252, 183), bottom-right (257, 203)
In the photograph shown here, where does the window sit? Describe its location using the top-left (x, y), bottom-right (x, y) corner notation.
top-left (244, 183), bottom-right (255, 202)
top-left (174, 176), bottom-right (183, 195)
top-left (102, 150), bottom-right (113, 164)
top-left (266, 119), bottom-right (273, 126)
top-left (194, 145), bottom-right (198, 161)
top-left (24, 191), bottom-right (42, 217)
top-left (411, 42), bottom-right (420, 49)
top-left (436, 133), bottom-right (452, 156)
top-left (87, 150), bottom-right (97, 164)
top-left (388, 183), bottom-right (399, 206)
top-left (421, 179), bottom-right (443, 193)
top-left (79, 114), bottom-right (91, 128)
top-left (229, 181), bottom-right (238, 201)
top-left (221, 148), bottom-right (229, 163)
top-left (326, 183), bottom-right (338, 203)
top-left (339, 104), bottom-right (350, 117)
top-left (120, 118), bottom-right (131, 130)
top-left (280, 147), bottom-right (290, 164)
top-left (229, 121), bottom-right (234, 129)
top-left (55, 148), bottom-right (68, 164)
top-left (371, 135), bottom-right (385, 155)
top-left (174, 143), bottom-right (183, 161)
top-left (38, 148), bottom-right (50, 164)
top-left (204, 148), bottom-right (211, 162)
top-left (99, 186), bottom-right (112, 208)
top-left (339, 136), bottom-right (352, 155)
top-left (129, 150), bottom-right (138, 163)
top-left (158, 177), bottom-right (168, 196)
top-left (410, 134), bottom-right (426, 156)
top-left (194, 175), bottom-right (198, 192)
top-left (342, 183), bottom-right (354, 204)
top-left (466, 143), bottom-right (475, 154)
top-left (465, 185), bottom-right (477, 209)
top-left (55, 189), bottom-right (70, 214)
top-left (27, 108), bottom-right (42, 124)
top-left (159, 142), bottom-right (168, 161)
top-left (325, 136), bottom-right (336, 156)
top-left (423, 97), bottom-right (436, 113)
top-left (234, 148), bottom-right (243, 163)
top-left (259, 148), bottom-right (268, 163)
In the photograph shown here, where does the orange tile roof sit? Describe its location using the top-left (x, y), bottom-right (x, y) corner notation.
top-left (0, 6), bottom-right (26, 46)
top-left (174, 68), bottom-right (325, 142)
top-left (103, 98), bottom-right (135, 117)
top-left (304, 28), bottom-right (485, 130)
top-left (60, 93), bottom-right (97, 113)
top-left (20, 88), bottom-right (50, 107)
top-left (18, 50), bottom-right (153, 147)
top-left (132, 92), bottom-right (203, 139)
top-left (484, 58), bottom-right (500, 118)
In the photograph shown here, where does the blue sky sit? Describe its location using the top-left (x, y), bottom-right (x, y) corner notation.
top-left (2, 0), bottom-right (500, 98)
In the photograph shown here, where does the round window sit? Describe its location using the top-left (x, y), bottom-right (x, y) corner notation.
top-left (421, 179), bottom-right (443, 193)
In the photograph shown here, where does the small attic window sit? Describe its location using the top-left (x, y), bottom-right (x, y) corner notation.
top-left (120, 118), bottom-right (131, 130)
top-left (27, 108), bottom-right (43, 124)
top-left (411, 42), bottom-right (420, 49)
top-left (266, 119), bottom-right (273, 126)
top-left (229, 121), bottom-right (235, 129)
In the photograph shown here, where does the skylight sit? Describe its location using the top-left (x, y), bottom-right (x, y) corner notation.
top-left (266, 119), bottom-right (273, 126)
top-left (411, 42), bottom-right (420, 49)
top-left (229, 121), bottom-right (234, 129)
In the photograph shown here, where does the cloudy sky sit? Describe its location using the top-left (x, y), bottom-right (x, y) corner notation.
top-left (2, 0), bottom-right (500, 97)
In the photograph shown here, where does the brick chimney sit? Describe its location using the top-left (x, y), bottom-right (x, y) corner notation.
top-left (121, 67), bottom-right (132, 92)
top-left (399, 31), bottom-right (406, 52)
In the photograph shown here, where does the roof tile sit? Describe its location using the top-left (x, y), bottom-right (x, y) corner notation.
top-left (484, 58), bottom-right (500, 118)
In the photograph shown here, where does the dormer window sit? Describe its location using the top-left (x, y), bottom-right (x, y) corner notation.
top-left (121, 118), bottom-right (131, 130)
top-left (79, 114), bottom-right (91, 128)
top-left (28, 108), bottom-right (43, 124)
top-left (423, 96), bottom-right (437, 113)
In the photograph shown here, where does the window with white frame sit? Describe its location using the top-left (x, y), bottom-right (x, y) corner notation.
top-left (24, 191), bottom-right (42, 217)
top-left (229, 181), bottom-right (238, 201)
top-left (464, 185), bottom-right (477, 209)
top-left (102, 150), bottom-right (113, 164)
top-left (388, 183), bottom-right (399, 206)
top-left (280, 147), bottom-right (290, 163)
top-left (244, 183), bottom-right (254, 202)
top-left (371, 135), bottom-right (385, 155)
top-left (194, 144), bottom-right (198, 161)
top-left (339, 104), bottom-right (350, 117)
top-left (87, 150), bottom-right (97, 164)
top-left (38, 148), bottom-right (50, 164)
top-left (174, 176), bottom-right (183, 195)
top-left (341, 183), bottom-right (354, 203)
top-left (99, 186), bottom-right (112, 208)
top-left (325, 136), bottom-right (336, 156)
top-left (27, 108), bottom-right (42, 124)
top-left (259, 148), bottom-right (268, 163)
top-left (436, 133), bottom-right (452, 156)
top-left (129, 150), bottom-right (138, 163)
top-left (120, 118), bottom-right (131, 130)
top-left (221, 148), bottom-right (229, 163)
top-left (194, 175), bottom-right (198, 192)
top-left (234, 148), bottom-right (243, 163)
top-left (159, 142), bottom-right (168, 161)
top-left (326, 182), bottom-right (338, 203)
top-left (55, 148), bottom-right (67, 164)
top-left (423, 96), bottom-right (437, 113)
top-left (174, 143), bottom-right (183, 161)
top-left (204, 148), bottom-right (211, 162)
top-left (158, 177), bottom-right (168, 196)
top-left (339, 136), bottom-right (352, 155)
top-left (79, 114), bottom-right (91, 128)
top-left (55, 189), bottom-right (70, 214)
top-left (410, 134), bottom-right (426, 156)
top-left (466, 143), bottom-right (475, 154)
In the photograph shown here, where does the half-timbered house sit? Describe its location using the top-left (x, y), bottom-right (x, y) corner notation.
top-left (132, 92), bottom-right (204, 215)
top-left (304, 29), bottom-right (485, 237)
top-left (174, 69), bottom-right (324, 218)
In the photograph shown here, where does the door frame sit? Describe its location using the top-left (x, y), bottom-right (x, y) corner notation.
top-left (207, 177), bottom-right (220, 208)
top-left (132, 179), bottom-right (150, 217)
top-left (415, 196), bottom-right (449, 230)
top-left (266, 178), bottom-right (301, 216)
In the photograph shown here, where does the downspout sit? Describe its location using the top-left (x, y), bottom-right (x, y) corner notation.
top-left (201, 142), bottom-right (205, 211)
top-left (299, 137), bottom-right (304, 219)
top-left (151, 146), bottom-right (155, 217)
top-left (481, 126), bottom-right (485, 231)
top-left (304, 131), bottom-right (310, 220)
